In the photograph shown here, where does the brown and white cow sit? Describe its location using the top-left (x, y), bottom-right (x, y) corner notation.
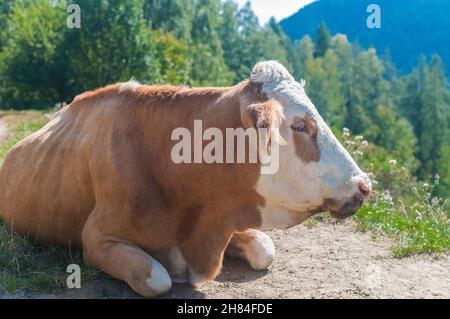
top-left (0, 61), bottom-right (371, 297)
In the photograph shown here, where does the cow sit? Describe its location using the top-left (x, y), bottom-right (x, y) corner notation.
top-left (0, 61), bottom-right (371, 298)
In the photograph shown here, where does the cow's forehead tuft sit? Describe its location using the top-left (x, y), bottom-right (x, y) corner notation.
top-left (266, 81), bottom-right (315, 114)
top-left (250, 61), bottom-right (295, 85)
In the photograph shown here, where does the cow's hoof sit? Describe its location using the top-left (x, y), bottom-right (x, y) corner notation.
top-left (243, 232), bottom-right (275, 270)
top-left (144, 257), bottom-right (172, 297)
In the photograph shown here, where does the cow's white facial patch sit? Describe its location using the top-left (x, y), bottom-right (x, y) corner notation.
top-left (146, 257), bottom-right (172, 295)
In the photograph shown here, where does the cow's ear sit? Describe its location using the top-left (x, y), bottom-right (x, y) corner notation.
top-left (241, 101), bottom-right (271, 130)
top-left (241, 100), bottom-right (285, 153)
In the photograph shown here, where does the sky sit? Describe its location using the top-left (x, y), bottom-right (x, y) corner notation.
top-left (234, 0), bottom-right (317, 25)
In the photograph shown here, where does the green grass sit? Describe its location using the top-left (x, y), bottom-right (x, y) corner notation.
top-left (0, 111), bottom-right (49, 163)
top-left (0, 221), bottom-right (98, 293)
top-left (354, 198), bottom-right (450, 258)
top-left (0, 112), bottom-right (99, 293)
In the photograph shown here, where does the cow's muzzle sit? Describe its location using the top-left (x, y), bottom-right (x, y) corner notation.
top-left (328, 180), bottom-right (372, 219)
top-left (329, 193), bottom-right (365, 219)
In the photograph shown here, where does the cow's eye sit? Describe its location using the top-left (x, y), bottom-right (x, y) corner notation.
top-left (291, 122), bottom-right (306, 133)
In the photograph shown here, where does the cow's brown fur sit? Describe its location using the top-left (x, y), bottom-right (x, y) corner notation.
top-left (292, 115), bottom-right (320, 163)
top-left (0, 80), bottom-right (295, 296)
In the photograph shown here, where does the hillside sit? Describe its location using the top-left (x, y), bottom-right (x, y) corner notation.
top-left (280, 0), bottom-right (450, 74)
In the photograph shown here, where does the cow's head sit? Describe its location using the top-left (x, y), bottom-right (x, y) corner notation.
top-left (242, 61), bottom-right (372, 229)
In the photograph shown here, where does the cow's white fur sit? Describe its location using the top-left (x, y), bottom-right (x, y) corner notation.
top-left (188, 267), bottom-right (207, 287)
top-left (251, 61), bottom-right (295, 84)
top-left (119, 80), bottom-right (141, 93)
top-left (168, 246), bottom-right (189, 283)
top-left (146, 257), bottom-right (172, 295)
top-left (251, 61), bottom-right (370, 226)
top-left (259, 202), bottom-right (297, 230)
top-left (238, 231), bottom-right (275, 270)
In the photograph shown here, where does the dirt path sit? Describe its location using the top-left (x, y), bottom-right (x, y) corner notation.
top-left (2, 221), bottom-right (448, 299)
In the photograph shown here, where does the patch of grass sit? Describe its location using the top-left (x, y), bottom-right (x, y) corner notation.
top-left (0, 220), bottom-right (99, 292)
top-left (0, 219), bottom-right (99, 293)
top-left (307, 130), bottom-right (449, 258)
top-left (341, 130), bottom-right (450, 258)
top-left (304, 212), bottom-right (335, 228)
top-left (0, 111), bottom-right (99, 293)
top-left (354, 198), bottom-right (450, 258)
top-left (0, 111), bottom-right (49, 164)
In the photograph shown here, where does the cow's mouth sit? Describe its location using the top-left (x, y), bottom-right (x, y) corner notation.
top-left (326, 195), bottom-right (364, 220)
top-left (329, 210), bottom-right (356, 219)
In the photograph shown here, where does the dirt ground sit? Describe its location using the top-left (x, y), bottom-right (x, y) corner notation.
top-left (1, 221), bottom-right (448, 299)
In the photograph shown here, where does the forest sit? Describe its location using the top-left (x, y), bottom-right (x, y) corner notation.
top-left (0, 0), bottom-right (449, 262)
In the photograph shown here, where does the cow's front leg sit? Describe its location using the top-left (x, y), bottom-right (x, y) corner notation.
top-left (82, 215), bottom-right (172, 298)
top-left (180, 226), bottom-right (234, 287)
top-left (226, 229), bottom-right (275, 270)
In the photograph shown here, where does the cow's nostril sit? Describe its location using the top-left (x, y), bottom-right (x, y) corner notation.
top-left (358, 181), bottom-right (372, 198)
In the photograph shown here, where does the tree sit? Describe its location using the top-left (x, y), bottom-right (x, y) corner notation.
top-left (417, 56), bottom-right (449, 193)
top-left (236, 1), bottom-right (260, 37)
top-left (304, 49), bottom-right (345, 129)
top-left (374, 105), bottom-right (418, 169)
top-left (382, 48), bottom-right (397, 81)
top-left (0, 0), bottom-right (67, 108)
top-left (399, 55), bottom-right (450, 195)
top-left (246, 28), bottom-right (292, 72)
top-left (347, 48), bottom-right (386, 140)
top-left (218, 0), bottom-right (242, 82)
top-left (0, 0), bottom-right (14, 49)
top-left (144, 0), bottom-right (194, 42)
top-left (290, 35), bottom-right (314, 81)
top-left (63, 0), bottom-right (161, 97)
top-left (190, 0), bottom-right (233, 85)
top-left (314, 22), bottom-right (331, 58)
top-left (154, 30), bottom-right (191, 84)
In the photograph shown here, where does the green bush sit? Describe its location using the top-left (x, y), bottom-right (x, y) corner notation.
top-left (342, 129), bottom-right (450, 257)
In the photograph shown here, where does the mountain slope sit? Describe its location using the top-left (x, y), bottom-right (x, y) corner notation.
top-left (280, 0), bottom-right (450, 74)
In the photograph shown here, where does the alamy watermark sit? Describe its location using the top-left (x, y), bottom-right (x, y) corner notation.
top-left (367, 4), bottom-right (381, 29)
top-left (171, 120), bottom-right (281, 175)
top-left (66, 264), bottom-right (81, 289)
top-left (66, 4), bottom-right (81, 29)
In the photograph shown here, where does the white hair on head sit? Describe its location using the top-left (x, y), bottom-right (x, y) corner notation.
top-left (119, 79), bottom-right (141, 93)
top-left (250, 61), bottom-right (295, 84)
top-left (300, 79), bottom-right (306, 88)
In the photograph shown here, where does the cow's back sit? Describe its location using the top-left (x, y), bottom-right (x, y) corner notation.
top-left (0, 107), bottom-right (96, 246)
top-left (0, 81), bottom-right (257, 249)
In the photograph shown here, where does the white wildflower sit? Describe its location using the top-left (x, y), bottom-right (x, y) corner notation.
top-left (362, 141), bottom-right (368, 147)
top-left (355, 136), bottom-right (363, 141)
top-left (416, 213), bottom-right (423, 221)
top-left (431, 197), bottom-right (440, 206)
top-left (389, 159), bottom-right (397, 166)
top-left (381, 190), bottom-right (393, 202)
